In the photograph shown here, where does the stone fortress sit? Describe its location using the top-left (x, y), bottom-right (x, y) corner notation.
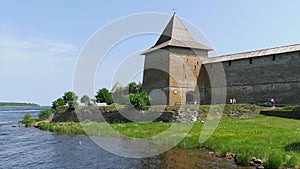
top-left (141, 14), bottom-right (300, 105)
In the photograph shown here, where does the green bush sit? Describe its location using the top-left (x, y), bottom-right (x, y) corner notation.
top-left (38, 109), bottom-right (51, 120)
top-left (63, 91), bottom-right (79, 108)
top-left (128, 82), bottom-right (142, 94)
top-left (128, 82), bottom-right (137, 93)
top-left (95, 88), bottom-right (113, 105)
top-left (20, 113), bottom-right (38, 127)
top-left (80, 95), bottom-right (90, 106)
top-left (127, 92), bottom-right (150, 110)
top-left (52, 98), bottom-right (65, 109)
top-left (23, 113), bottom-right (32, 121)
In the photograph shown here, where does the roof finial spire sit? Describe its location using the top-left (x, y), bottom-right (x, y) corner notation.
top-left (172, 8), bottom-right (177, 15)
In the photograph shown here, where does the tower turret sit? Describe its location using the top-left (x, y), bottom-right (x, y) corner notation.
top-left (142, 14), bottom-right (212, 105)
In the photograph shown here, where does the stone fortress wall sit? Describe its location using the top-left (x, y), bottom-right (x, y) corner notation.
top-left (201, 51), bottom-right (300, 105)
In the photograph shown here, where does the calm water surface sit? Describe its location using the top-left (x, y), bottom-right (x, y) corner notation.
top-left (0, 107), bottom-right (159, 169)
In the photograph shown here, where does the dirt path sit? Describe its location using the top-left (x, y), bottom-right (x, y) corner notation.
top-left (33, 119), bottom-right (51, 127)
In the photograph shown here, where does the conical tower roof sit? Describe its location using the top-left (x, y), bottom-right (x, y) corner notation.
top-left (110, 81), bottom-right (122, 93)
top-left (142, 14), bottom-right (212, 54)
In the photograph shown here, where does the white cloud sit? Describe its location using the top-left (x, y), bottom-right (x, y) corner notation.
top-left (0, 32), bottom-right (78, 74)
top-left (0, 32), bottom-right (79, 105)
top-left (0, 35), bottom-right (77, 62)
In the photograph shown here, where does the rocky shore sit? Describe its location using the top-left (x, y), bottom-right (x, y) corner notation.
top-left (159, 148), bottom-right (252, 169)
top-left (51, 104), bottom-right (262, 123)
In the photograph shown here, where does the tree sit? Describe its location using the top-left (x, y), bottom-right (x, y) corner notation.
top-left (80, 95), bottom-right (90, 106)
top-left (128, 82), bottom-right (142, 94)
top-left (95, 88), bottom-right (113, 105)
top-left (23, 113), bottom-right (32, 121)
top-left (128, 82), bottom-right (137, 93)
top-left (38, 109), bottom-right (51, 120)
top-left (52, 98), bottom-right (65, 110)
top-left (63, 91), bottom-right (78, 108)
top-left (21, 113), bottom-right (33, 127)
top-left (128, 92), bottom-right (150, 110)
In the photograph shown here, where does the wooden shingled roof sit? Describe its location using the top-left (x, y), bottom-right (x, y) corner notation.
top-left (204, 43), bottom-right (300, 64)
top-left (142, 14), bottom-right (212, 54)
top-left (142, 14), bottom-right (300, 63)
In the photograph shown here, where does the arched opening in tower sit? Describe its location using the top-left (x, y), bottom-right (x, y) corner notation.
top-left (186, 92), bottom-right (198, 104)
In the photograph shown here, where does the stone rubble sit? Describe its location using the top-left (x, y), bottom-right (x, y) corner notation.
top-left (175, 108), bottom-right (199, 122)
top-left (249, 157), bottom-right (264, 169)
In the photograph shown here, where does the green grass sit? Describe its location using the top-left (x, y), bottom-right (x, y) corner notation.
top-left (39, 114), bottom-right (300, 167)
top-left (198, 116), bottom-right (300, 167)
top-left (38, 122), bottom-right (86, 134)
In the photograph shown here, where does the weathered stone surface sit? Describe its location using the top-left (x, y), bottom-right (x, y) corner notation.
top-left (52, 107), bottom-right (178, 123)
top-left (254, 159), bottom-right (262, 165)
top-left (217, 52), bottom-right (300, 105)
top-left (142, 46), bottom-right (208, 105)
top-left (142, 49), bottom-right (170, 104)
top-left (175, 108), bottom-right (199, 122)
top-left (51, 107), bottom-right (79, 122)
top-left (196, 51), bottom-right (300, 105)
top-left (257, 165), bottom-right (264, 169)
top-left (249, 156), bottom-right (264, 168)
top-left (52, 107), bottom-right (205, 123)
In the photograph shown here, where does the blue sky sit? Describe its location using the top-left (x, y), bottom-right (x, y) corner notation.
top-left (1, 0), bottom-right (300, 105)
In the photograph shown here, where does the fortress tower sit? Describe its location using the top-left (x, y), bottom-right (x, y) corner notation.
top-left (142, 14), bottom-right (300, 106)
top-left (142, 14), bottom-right (212, 105)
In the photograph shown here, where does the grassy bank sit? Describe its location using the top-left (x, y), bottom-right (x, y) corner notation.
top-left (196, 116), bottom-right (300, 168)
top-left (0, 102), bottom-right (39, 107)
top-left (39, 115), bottom-right (300, 168)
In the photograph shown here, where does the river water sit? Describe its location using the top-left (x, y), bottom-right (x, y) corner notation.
top-left (0, 107), bottom-right (159, 169)
top-left (0, 107), bottom-right (244, 169)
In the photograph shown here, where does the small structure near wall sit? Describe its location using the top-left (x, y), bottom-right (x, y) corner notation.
top-left (110, 81), bottom-right (123, 94)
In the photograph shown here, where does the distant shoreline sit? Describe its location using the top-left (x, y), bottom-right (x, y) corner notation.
top-left (0, 102), bottom-right (39, 107)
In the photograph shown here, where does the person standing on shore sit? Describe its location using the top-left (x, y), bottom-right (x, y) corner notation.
top-left (232, 98), bottom-right (237, 104)
top-left (270, 98), bottom-right (275, 108)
